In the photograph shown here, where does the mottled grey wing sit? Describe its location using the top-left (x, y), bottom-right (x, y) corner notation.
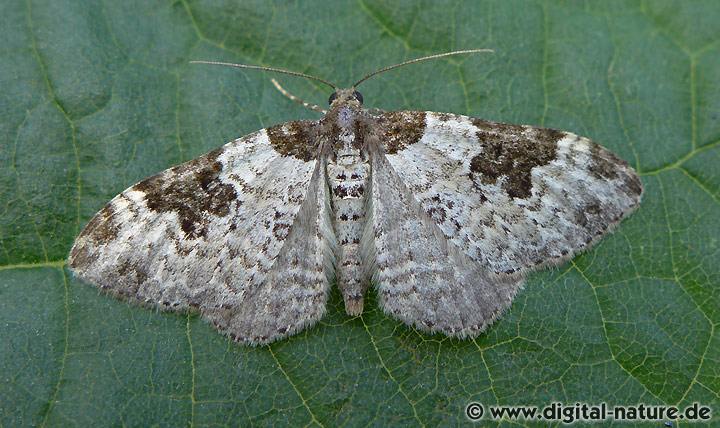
top-left (69, 122), bottom-right (335, 345)
top-left (363, 152), bottom-right (523, 337)
top-left (374, 111), bottom-right (642, 275)
top-left (364, 111), bottom-right (641, 337)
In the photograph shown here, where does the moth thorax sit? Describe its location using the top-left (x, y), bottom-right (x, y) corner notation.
top-left (337, 106), bottom-right (356, 128)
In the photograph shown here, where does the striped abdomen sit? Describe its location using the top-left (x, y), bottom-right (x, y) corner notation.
top-left (327, 151), bottom-right (370, 316)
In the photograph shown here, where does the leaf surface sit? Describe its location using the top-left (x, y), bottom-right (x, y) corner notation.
top-left (1, 1), bottom-right (718, 426)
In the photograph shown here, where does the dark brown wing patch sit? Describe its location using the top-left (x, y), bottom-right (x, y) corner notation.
top-left (470, 119), bottom-right (563, 199)
top-left (588, 143), bottom-right (642, 197)
top-left (267, 121), bottom-right (318, 161)
top-left (134, 148), bottom-right (237, 239)
top-left (378, 111), bottom-right (426, 154)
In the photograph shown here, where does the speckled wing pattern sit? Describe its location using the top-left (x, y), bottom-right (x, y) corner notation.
top-left (69, 103), bottom-right (642, 344)
top-left (69, 122), bottom-right (335, 345)
top-left (365, 152), bottom-right (523, 337)
top-left (365, 111), bottom-right (642, 337)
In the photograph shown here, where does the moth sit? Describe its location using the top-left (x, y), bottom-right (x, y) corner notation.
top-left (69, 50), bottom-right (642, 345)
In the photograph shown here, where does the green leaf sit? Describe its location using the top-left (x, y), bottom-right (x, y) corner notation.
top-left (1, 0), bottom-right (718, 426)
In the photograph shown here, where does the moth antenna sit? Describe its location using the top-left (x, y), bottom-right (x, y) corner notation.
top-left (352, 49), bottom-right (494, 88)
top-left (190, 60), bottom-right (337, 90)
top-left (271, 78), bottom-right (327, 114)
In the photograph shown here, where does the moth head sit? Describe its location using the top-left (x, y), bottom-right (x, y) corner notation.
top-left (328, 89), bottom-right (363, 106)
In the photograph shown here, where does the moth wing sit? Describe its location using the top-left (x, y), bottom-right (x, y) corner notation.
top-left (364, 111), bottom-right (642, 337)
top-left (364, 151), bottom-right (523, 337)
top-left (69, 121), bottom-right (335, 345)
top-left (373, 111), bottom-right (642, 275)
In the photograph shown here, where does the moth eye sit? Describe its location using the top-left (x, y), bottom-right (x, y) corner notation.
top-left (328, 92), bottom-right (338, 105)
top-left (353, 90), bottom-right (363, 104)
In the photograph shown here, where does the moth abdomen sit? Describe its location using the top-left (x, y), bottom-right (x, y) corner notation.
top-left (326, 138), bottom-right (371, 316)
